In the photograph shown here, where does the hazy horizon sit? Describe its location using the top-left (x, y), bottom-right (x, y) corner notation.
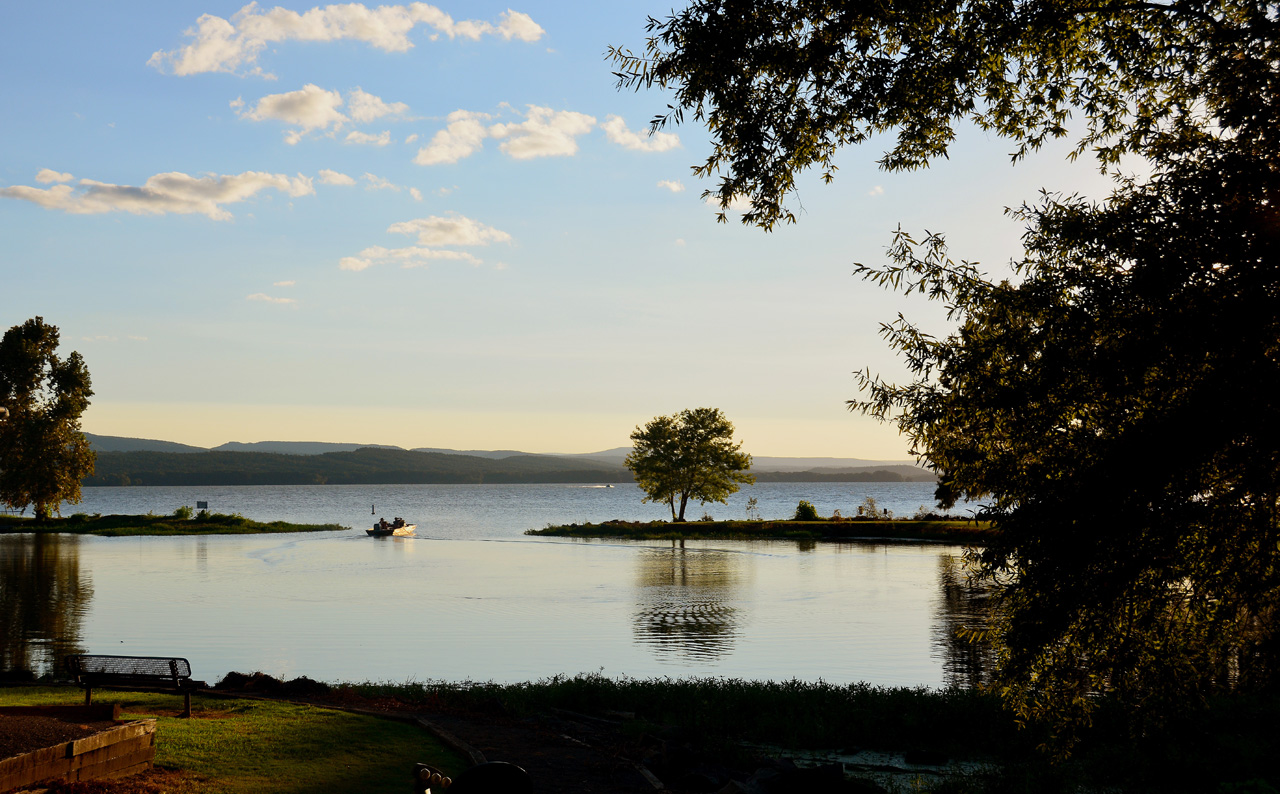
top-left (5, 2), bottom-right (1114, 458)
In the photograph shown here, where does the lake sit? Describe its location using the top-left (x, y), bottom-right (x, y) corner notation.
top-left (1, 482), bottom-right (991, 688)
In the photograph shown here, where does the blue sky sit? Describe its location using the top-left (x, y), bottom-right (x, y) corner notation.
top-left (1, 2), bottom-right (1117, 457)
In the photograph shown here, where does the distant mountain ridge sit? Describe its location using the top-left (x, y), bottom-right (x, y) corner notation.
top-left (81, 434), bottom-right (933, 483)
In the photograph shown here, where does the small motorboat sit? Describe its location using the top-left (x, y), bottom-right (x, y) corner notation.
top-left (368, 517), bottom-right (416, 537)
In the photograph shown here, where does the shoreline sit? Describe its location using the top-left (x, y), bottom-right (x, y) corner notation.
top-left (526, 518), bottom-right (992, 543)
top-left (0, 512), bottom-right (348, 536)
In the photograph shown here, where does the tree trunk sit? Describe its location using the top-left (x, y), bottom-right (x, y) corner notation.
top-left (668, 495), bottom-right (677, 522)
top-left (676, 493), bottom-right (689, 522)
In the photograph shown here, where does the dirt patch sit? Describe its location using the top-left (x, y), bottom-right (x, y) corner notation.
top-left (34, 768), bottom-right (205, 794)
top-left (0, 715), bottom-right (119, 760)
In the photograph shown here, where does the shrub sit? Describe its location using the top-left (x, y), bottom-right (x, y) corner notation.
top-left (793, 500), bottom-right (821, 521)
top-left (172, 505), bottom-right (193, 520)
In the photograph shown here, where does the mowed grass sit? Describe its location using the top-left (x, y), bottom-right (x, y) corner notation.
top-left (0, 687), bottom-right (464, 794)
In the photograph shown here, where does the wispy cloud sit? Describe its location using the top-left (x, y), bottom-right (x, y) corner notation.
top-left (346, 130), bottom-right (391, 146)
top-left (490, 106), bottom-right (596, 159)
top-left (415, 105), bottom-right (596, 164)
top-left (338, 246), bottom-right (481, 271)
top-left (347, 87), bottom-right (408, 123)
top-left (273, 280), bottom-right (296, 286)
top-left (868, 185), bottom-right (885, 196)
top-left (0, 170), bottom-right (314, 220)
top-left (657, 179), bottom-right (685, 193)
top-left (409, 187), bottom-right (423, 201)
top-left (318, 169), bottom-right (355, 185)
top-left (602, 115), bottom-right (680, 152)
top-left (414, 109), bottom-right (491, 165)
top-left (238, 85), bottom-right (408, 143)
top-left (341, 212), bottom-right (511, 271)
top-left (247, 292), bottom-right (297, 304)
top-left (387, 214), bottom-right (511, 246)
top-left (150, 3), bottom-right (545, 77)
top-left (363, 173), bottom-right (400, 191)
top-left (36, 169), bottom-right (73, 184)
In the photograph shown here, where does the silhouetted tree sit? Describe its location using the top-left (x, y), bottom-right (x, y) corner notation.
top-left (0, 317), bottom-right (95, 521)
top-left (614, 0), bottom-right (1280, 749)
top-left (626, 408), bottom-right (754, 522)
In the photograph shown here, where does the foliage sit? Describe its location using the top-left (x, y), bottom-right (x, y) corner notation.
top-left (625, 407), bottom-right (755, 521)
top-left (614, 0), bottom-right (1280, 751)
top-left (0, 318), bottom-right (94, 520)
top-left (610, 0), bottom-right (1274, 229)
top-left (853, 128), bottom-right (1280, 749)
top-left (792, 499), bottom-right (821, 521)
top-left (172, 505), bottom-right (193, 520)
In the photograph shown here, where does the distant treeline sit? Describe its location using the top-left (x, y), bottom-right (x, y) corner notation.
top-left (82, 448), bottom-right (935, 487)
top-left (83, 448), bottom-right (634, 487)
top-left (753, 469), bottom-right (934, 483)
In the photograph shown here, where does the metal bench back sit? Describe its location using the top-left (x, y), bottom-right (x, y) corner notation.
top-left (69, 654), bottom-right (192, 680)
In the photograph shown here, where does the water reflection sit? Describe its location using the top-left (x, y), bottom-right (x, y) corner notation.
top-left (0, 533), bottom-right (93, 677)
top-left (633, 543), bottom-right (743, 661)
top-left (933, 553), bottom-right (997, 688)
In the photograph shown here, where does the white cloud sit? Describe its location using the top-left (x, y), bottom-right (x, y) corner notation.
top-left (343, 212), bottom-right (510, 271)
top-left (338, 245), bottom-right (482, 271)
top-left (318, 168), bottom-right (355, 185)
top-left (273, 280), bottom-right (296, 286)
top-left (868, 185), bottom-right (885, 196)
top-left (657, 179), bottom-right (685, 193)
top-left (675, 238), bottom-right (686, 246)
top-left (229, 96), bottom-right (245, 110)
top-left (36, 169), bottom-right (74, 184)
top-left (346, 87), bottom-right (408, 123)
top-left (602, 115), bottom-right (680, 152)
top-left (81, 335), bottom-right (119, 342)
top-left (346, 130), bottom-right (391, 146)
top-left (705, 193), bottom-right (754, 213)
top-left (247, 292), bottom-right (297, 304)
top-left (150, 3), bottom-right (545, 77)
top-left (490, 106), bottom-right (596, 159)
top-left (405, 133), bottom-right (419, 144)
top-left (128, 335), bottom-right (148, 342)
top-left (240, 83), bottom-right (346, 142)
top-left (414, 109), bottom-right (490, 165)
top-left (363, 173), bottom-right (399, 191)
top-left (387, 213), bottom-right (511, 246)
top-left (0, 170), bottom-right (314, 220)
top-left (409, 187), bottom-right (423, 201)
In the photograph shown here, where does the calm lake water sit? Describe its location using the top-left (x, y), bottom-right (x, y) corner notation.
top-left (1, 483), bottom-right (991, 688)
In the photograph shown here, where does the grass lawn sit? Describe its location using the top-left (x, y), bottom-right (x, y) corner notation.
top-left (0, 687), bottom-right (464, 794)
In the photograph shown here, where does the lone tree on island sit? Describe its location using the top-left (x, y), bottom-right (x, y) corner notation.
top-left (626, 407), bottom-right (754, 522)
top-left (0, 317), bottom-right (95, 521)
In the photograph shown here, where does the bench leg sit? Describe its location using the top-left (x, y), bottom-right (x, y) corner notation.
top-left (84, 687), bottom-right (92, 707)
top-left (182, 691), bottom-right (191, 719)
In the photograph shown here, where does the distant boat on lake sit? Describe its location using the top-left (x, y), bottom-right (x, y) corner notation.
top-left (368, 517), bottom-right (415, 537)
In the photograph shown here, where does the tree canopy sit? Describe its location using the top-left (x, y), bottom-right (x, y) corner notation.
top-left (614, 0), bottom-right (1280, 749)
top-left (611, 0), bottom-right (1279, 228)
top-left (0, 318), bottom-right (95, 521)
top-left (626, 407), bottom-right (755, 521)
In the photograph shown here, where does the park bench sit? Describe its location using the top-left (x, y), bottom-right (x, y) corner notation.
top-left (66, 654), bottom-right (199, 718)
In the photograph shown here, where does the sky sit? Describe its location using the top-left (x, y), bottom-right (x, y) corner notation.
top-left (1, 2), bottom-right (1120, 458)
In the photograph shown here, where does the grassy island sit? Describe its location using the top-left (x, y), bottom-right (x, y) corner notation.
top-left (527, 517), bottom-right (991, 543)
top-left (0, 511), bottom-right (348, 536)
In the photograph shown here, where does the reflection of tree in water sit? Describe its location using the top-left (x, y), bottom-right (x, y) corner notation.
top-left (634, 544), bottom-right (742, 662)
top-left (0, 533), bottom-right (93, 677)
top-left (934, 553), bottom-right (998, 688)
